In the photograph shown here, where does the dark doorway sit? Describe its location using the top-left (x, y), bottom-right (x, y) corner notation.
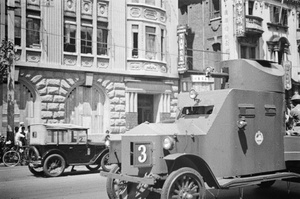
top-left (138, 94), bottom-right (153, 124)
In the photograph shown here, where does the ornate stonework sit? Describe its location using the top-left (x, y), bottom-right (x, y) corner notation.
top-left (82, 0), bottom-right (93, 17)
top-left (97, 58), bottom-right (109, 68)
top-left (130, 62), bottom-right (142, 70)
top-left (130, 7), bottom-right (142, 18)
top-left (144, 9), bottom-right (157, 20)
top-left (81, 56), bottom-right (93, 67)
top-left (144, 63), bottom-right (158, 71)
top-left (26, 51), bottom-right (41, 63)
top-left (64, 55), bottom-right (77, 66)
top-left (97, 2), bottom-right (108, 18)
top-left (64, 0), bottom-right (76, 13)
top-left (129, 61), bottom-right (167, 73)
top-left (159, 12), bottom-right (166, 22)
top-left (160, 65), bottom-right (167, 73)
top-left (27, 0), bottom-right (40, 7)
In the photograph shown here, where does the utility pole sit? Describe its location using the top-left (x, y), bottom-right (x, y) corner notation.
top-left (0, 0), bottom-right (16, 143)
top-left (0, 39), bottom-right (15, 143)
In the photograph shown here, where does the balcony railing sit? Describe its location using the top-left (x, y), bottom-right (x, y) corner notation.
top-left (245, 15), bottom-right (263, 35)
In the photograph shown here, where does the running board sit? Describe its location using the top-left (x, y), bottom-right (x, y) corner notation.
top-left (217, 172), bottom-right (300, 189)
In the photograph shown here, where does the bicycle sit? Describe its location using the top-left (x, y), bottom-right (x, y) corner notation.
top-left (2, 145), bottom-right (29, 167)
top-left (0, 138), bottom-right (13, 163)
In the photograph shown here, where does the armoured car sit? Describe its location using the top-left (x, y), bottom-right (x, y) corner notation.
top-left (27, 123), bottom-right (110, 177)
top-left (101, 59), bottom-right (300, 199)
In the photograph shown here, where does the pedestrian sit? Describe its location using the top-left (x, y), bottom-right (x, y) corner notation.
top-left (18, 122), bottom-right (27, 134)
top-left (14, 126), bottom-right (19, 136)
top-left (20, 126), bottom-right (27, 146)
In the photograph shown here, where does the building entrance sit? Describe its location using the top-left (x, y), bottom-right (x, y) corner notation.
top-left (138, 94), bottom-right (153, 124)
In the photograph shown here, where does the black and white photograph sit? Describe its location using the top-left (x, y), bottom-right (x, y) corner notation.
top-left (1, 0), bottom-right (300, 198)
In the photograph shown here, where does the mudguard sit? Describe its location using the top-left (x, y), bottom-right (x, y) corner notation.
top-left (164, 153), bottom-right (221, 189)
top-left (93, 148), bottom-right (109, 163)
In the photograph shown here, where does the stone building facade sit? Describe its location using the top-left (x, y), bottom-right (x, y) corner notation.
top-left (0, 0), bottom-right (179, 139)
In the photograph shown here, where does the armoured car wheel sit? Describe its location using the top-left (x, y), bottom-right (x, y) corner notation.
top-left (101, 152), bottom-right (111, 172)
top-left (28, 165), bottom-right (44, 176)
top-left (43, 154), bottom-right (65, 177)
top-left (3, 150), bottom-right (20, 167)
top-left (86, 164), bottom-right (101, 171)
top-left (106, 164), bottom-right (128, 199)
top-left (161, 167), bottom-right (206, 199)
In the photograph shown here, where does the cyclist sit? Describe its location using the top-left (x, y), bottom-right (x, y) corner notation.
top-left (15, 127), bottom-right (26, 147)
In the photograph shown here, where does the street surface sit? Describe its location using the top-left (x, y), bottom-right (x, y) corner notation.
top-left (1, 164), bottom-right (300, 199)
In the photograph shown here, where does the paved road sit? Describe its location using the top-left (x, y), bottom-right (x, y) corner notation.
top-left (0, 164), bottom-right (107, 199)
top-left (1, 164), bottom-right (300, 199)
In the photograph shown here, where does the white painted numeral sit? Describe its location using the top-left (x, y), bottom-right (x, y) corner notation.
top-left (138, 145), bottom-right (147, 163)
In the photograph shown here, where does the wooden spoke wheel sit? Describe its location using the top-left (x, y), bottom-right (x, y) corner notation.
top-left (43, 154), bottom-right (65, 177)
top-left (161, 167), bottom-right (206, 199)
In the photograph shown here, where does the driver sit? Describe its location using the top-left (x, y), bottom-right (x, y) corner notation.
top-left (290, 93), bottom-right (300, 123)
top-left (289, 93), bottom-right (300, 136)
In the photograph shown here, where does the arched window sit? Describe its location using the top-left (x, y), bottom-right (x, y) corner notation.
top-left (65, 85), bottom-right (107, 135)
top-left (267, 36), bottom-right (290, 64)
top-left (0, 82), bottom-right (34, 132)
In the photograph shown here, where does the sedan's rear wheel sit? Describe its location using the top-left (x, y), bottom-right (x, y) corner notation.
top-left (28, 164), bottom-right (44, 176)
top-left (27, 146), bottom-right (39, 162)
top-left (43, 154), bottom-right (65, 177)
top-left (86, 164), bottom-right (101, 171)
top-left (101, 152), bottom-right (111, 172)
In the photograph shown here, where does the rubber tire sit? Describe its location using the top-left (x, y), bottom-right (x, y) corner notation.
top-left (106, 164), bottom-right (128, 199)
top-left (27, 146), bottom-right (40, 162)
top-left (86, 163), bottom-right (101, 171)
top-left (257, 180), bottom-right (276, 188)
top-left (3, 150), bottom-right (20, 167)
top-left (28, 165), bottom-right (44, 176)
top-left (43, 154), bottom-right (66, 177)
top-left (101, 152), bottom-right (111, 172)
top-left (161, 167), bottom-right (206, 199)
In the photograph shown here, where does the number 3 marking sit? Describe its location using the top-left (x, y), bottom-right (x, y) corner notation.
top-left (138, 145), bottom-right (147, 163)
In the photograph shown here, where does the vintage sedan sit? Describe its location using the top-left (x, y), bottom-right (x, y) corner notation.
top-left (27, 123), bottom-right (110, 177)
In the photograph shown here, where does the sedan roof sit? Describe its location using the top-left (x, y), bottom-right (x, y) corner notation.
top-left (30, 123), bottom-right (89, 130)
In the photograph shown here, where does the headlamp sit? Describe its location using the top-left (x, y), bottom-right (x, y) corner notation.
top-left (189, 89), bottom-right (198, 100)
top-left (163, 136), bottom-right (175, 150)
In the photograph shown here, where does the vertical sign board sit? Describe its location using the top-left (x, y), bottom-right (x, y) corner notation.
top-left (236, 0), bottom-right (245, 37)
top-left (177, 26), bottom-right (187, 74)
top-left (222, 2), bottom-right (231, 60)
top-left (283, 60), bottom-right (292, 90)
